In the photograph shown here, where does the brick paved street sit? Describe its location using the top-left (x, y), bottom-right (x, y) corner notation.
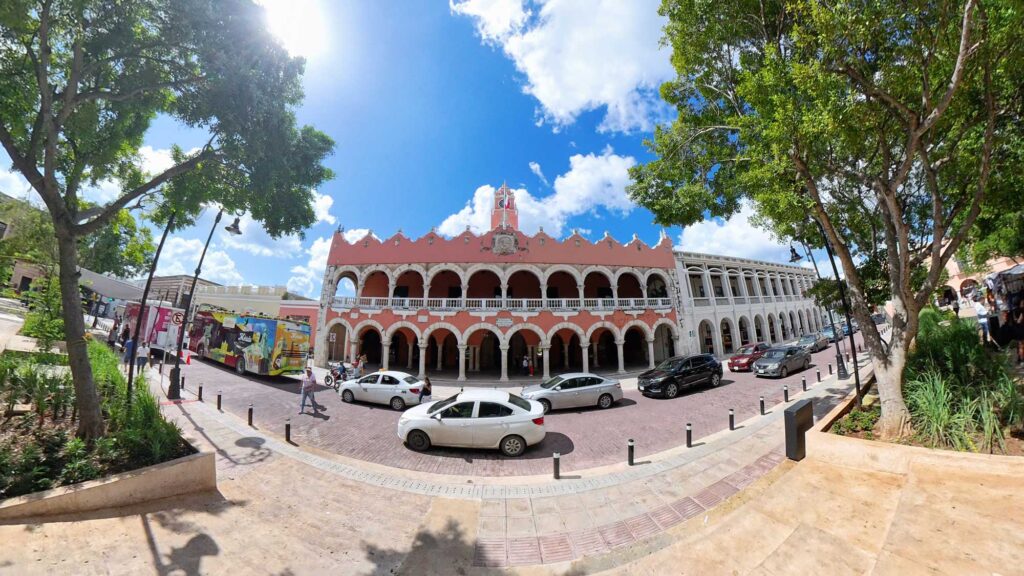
top-left (170, 334), bottom-right (866, 476)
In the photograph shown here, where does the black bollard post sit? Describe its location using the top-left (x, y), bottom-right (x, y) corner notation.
top-left (802, 376), bottom-right (807, 392)
top-left (729, 409), bottom-right (735, 431)
top-left (198, 385), bottom-right (204, 402)
top-left (784, 385), bottom-right (790, 402)
top-left (829, 363), bottom-right (834, 376)
top-left (217, 390), bottom-right (222, 411)
top-left (553, 452), bottom-right (561, 480)
top-left (627, 439), bottom-right (635, 466)
top-left (858, 343), bottom-right (862, 353)
top-left (248, 403), bottom-right (253, 427)
top-left (685, 423), bottom-right (692, 448)
top-left (817, 370), bottom-right (821, 383)
top-left (285, 418), bottom-right (292, 443)
top-left (181, 376), bottom-right (185, 390)
top-left (759, 396), bottom-right (765, 416)
top-left (846, 352), bottom-right (851, 364)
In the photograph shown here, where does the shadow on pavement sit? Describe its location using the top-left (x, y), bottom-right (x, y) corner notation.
top-left (412, 432), bottom-right (575, 463)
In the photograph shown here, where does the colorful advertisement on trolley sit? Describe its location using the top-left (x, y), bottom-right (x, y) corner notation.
top-left (189, 310), bottom-right (310, 376)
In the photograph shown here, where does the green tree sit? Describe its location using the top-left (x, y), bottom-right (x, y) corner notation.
top-left (0, 0), bottom-right (334, 439)
top-left (629, 0), bottom-right (1022, 437)
top-left (77, 206), bottom-right (154, 279)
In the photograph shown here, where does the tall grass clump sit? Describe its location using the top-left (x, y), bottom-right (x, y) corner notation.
top-left (905, 313), bottom-right (1024, 453)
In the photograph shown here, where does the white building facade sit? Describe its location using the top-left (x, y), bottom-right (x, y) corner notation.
top-left (672, 251), bottom-right (824, 357)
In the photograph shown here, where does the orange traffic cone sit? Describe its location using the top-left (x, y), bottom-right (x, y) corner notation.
top-left (186, 352), bottom-right (191, 365)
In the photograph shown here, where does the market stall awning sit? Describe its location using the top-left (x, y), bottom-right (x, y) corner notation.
top-left (77, 267), bottom-right (143, 301)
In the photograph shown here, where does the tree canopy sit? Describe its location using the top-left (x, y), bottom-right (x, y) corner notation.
top-left (629, 0), bottom-right (1023, 436)
top-left (0, 0), bottom-right (335, 438)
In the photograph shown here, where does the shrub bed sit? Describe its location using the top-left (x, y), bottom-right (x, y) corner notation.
top-left (0, 340), bottom-right (193, 499)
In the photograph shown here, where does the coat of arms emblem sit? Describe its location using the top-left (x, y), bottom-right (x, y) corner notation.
top-left (492, 232), bottom-right (518, 255)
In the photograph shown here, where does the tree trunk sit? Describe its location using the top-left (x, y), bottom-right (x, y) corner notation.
top-left (872, 343), bottom-right (912, 439)
top-left (56, 228), bottom-right (104, 440)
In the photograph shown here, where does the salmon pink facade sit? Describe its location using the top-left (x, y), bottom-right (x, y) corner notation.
top-left (315, 185), bottom-right (682, 380)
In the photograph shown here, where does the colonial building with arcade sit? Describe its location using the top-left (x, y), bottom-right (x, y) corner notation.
top-left (314, 185), bottom-right (681, 380)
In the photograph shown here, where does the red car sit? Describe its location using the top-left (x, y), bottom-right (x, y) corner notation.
top-left (728, 342), bottom-right (770, 372)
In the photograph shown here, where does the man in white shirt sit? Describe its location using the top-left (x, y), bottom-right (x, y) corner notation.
top-left (973, 299), bottom-right (990, 343)
top-left (299, 368), bottom-right (318, 414)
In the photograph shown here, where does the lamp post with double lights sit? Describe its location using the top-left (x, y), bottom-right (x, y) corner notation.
top-left (790, 242), bottom-right (849, 380)
top-left (167, 210), bottom-right (242, 400)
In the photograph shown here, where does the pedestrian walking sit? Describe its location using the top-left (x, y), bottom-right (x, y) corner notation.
top-left (120, 325), bottom-right (130, 345)
top-left (299, 367), bottom-right (318, 414)
top-left (419, 377), bottom-right (432, 403)
top-left (952, 298), bottom-right (960, 317)
top-left (973, 298), bottom-right (990, 343)
top-left (106, 324), bottom-right (118, 348)
top-left (135, 341), bottom-right (150, 371)
top-left (122, 337), bottom-right (135, 366)
top-left (521, 355), bottom-right (529, 376)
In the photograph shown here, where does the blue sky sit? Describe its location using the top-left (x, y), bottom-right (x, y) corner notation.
top-left (0, 0), bottom-right (808, 297)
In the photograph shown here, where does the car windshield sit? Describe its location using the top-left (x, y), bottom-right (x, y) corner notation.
top-left (540, 376), bottom-right (564, 389)
top-left (798, 336), bottom-right (815, 343)
top-left (428, 394), bottom-right (459, 414)
top-left (737, 345), bottom-right (757, 355)
top-left (507, 393), bottom-right (531, 411)
top-left (656, 358), bottom-right (685, 371)
top-left (763, 349), bottom-right (787, 359)
top-left (402, 376), bottom-right (419, 384)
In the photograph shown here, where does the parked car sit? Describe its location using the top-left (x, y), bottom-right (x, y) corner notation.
top-left (870, 312), bottom-right (888, 325)
top-left (520, 372), bottom-right (622, 413)
top-left (822, 325), bottom-right (840, 342)
top-left (637, 354), bottom-right (723, 398)
top-left (397, 389), bottom-right (545, 456)
top-left (727, 342), bottom-right (770, 372)
top-left (795, 333), bottom-right (829, 353)
top-left (752, 346), bottom-right (811, 378)
top-left (338, 370), bottom-right (429, 411)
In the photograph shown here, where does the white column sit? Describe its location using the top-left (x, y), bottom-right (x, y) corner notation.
top-left (457, 344), bottom-right (467, 381)
top-left (499, 345), bottom-right (509, 382)
top-left (382, 343), bottom-right (390, 371)
top-left (342, 329), bottom-right (350, 362)
top-left (562, 341), bottom-right (569, 369)
top-left (406, 341), bottom-right (414, 369)
top-left (580, 342), bottom-right (589, 373)
top-left (501, 283), bottom-right (508, 308)
top-left (577, 284), bottom-right (585, 302)
top-left (592, 342), bottom-right (600, 368)
top-left (418, 345), bottom-right (427, 379)
top-left (541, 345), bottom-right (550, 380)
top-left (646, 338), bottom-right (656, 370)
top-left (436, 336), bottom-right (443, 371)
top-left (616, 339), bottom-right (625, 374)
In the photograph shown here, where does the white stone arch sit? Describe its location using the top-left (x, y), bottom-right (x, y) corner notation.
top-left (719, 315), bottom-right (738, 353)
top-left (620, 319), bottom-right (654, 342)
top-left (352, 318), bottom-right (386, 339)
top-left (797, 309), bottom-right (806, 334)
top-left (421, 322), bottom-right (464, 346)
top-left (501, 323), bottom-right (548, 347)
top-left (541, 265), bottom-right (583, 286)
top-left (753, 314), bottom-right (767, 342)
top-left (384, 320), bottom-right (423, 341)
top-left (359, 265), bottom-right (394, 295)
top-left (323, 316), bottom-right (354, 335)
top-left (461, 322), bottom-right (505, 346)
top-left (464, 263), bottom-right (506, 285)
top-left (644, 268), bottom-right (672, 286)
top-left (581, 265), bottom-right (615, 286)
top-left (504, 264), bottom-right (545, 296)
top-left (545, 322), bottom-right (586, 344)
top-left (424, 264), bottom-right (467, 292)
top-left (737, 314), bottom-right (752, 345)
top-left (613, 267), bottom-right (645, 287)
top-left (651, 317), bottom-right (680, 340)
top-left (331, 265), bottom-right (362, 288)
top-left (585, 321), bottom-right (621, 342)
top-left (696, 318), bottom-right (718, 355)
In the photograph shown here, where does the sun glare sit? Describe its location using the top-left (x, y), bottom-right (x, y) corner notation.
top-left (260, 0), bottom-right (328, 59)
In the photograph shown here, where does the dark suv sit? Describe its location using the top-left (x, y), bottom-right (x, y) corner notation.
top-left (637, 354), bottom-right (723, 399)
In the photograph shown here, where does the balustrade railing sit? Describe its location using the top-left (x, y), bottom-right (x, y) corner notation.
top-left (331, 296), bottom-right (673, 312)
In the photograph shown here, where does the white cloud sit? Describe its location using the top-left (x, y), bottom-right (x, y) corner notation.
top-left (287, 235), bottom-right (334, 297)
top-left (157, 237), bottom-right (244, 285)
top-left (221, 213), bottom-right (303, 258)
top-left (676, 201), bottom-right (792, 264)
top-left (312, 191), bottom-right (336, 225)
top-left (439, 147), bottom-right (635, 237)
top-left (528, 161), bottom-right (549, 186)
top-left (139, 145), bottom-right (176, 175)
top-left (342, 228), bottom-right (379, 243)
top-left (450, 0), bottom-right (530, 42)
top-left (453, 0), bottom-right (674, 133)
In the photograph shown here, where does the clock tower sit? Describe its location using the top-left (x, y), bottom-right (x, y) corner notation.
top-left (490, 183), bottom-right (519, 231)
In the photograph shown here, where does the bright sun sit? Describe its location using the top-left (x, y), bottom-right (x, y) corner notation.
top-left (259, 0), bottom-right (328, 59)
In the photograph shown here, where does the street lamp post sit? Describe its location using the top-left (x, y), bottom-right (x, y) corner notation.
top-left (167, 210), bottom-right (241, 399)
top-left (813, 220), bottom-right (863, 406)
top-left (790, 243), bottom-right (849, 380)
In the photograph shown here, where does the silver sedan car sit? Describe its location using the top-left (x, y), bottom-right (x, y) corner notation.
top-left (520, 372), bottom-right (623, 413)
top-left (752, 346), bottom-right (811, 378)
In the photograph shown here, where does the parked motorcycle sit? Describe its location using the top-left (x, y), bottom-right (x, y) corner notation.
top-left (323, 362), bottom-right (351, 390)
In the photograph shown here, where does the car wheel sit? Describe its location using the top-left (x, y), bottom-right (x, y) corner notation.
top-left (710, 373), bottom-right (721, 387)
top-left (500, 434), bottom-right (526, 457)
top-left (407, 430), bottom-right (431, 452)
top-left (539, 399), bottom-right (551, 414)
top-left (235, 358), bottom-right (245, 375)
top-left (803, 359), bottom-right (810, 371)
top-left (341, 389), bottom-right (354, 403)
top-left (665, 383), bottom-right (679, 399)
top-left (390, 396), bottom-right (406, 411)
top-left (780, 366), bottom-right (788, 378)
top-left (598, 394), bottom-right (614, 409)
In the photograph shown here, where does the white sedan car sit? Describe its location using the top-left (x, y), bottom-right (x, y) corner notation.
top-left (397, 389), bottom-right (545, 457)
top-left (338, 370), bottom-right (430, 411)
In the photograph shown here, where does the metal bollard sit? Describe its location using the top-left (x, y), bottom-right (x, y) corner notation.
top-left (784, 385), bottom-right (789, 402)
top-left (181, 376), bottom-right (185, 390)
top-left (627, 439), bottom-right (635, 466)
top-left (817, 370), bottom-right (821, 383)
top-left (845, 352), bottom-right (851, 364)
top-left (858, 343), bottom-right (862, 353)
top-left (198, 385), bottom-right (204, 402)
top-left (828, 363), bottom-right (833, 376)
top-left (729, 408), bottom-right (735, 431)
top-left (553, 452), bottom-right (561, 479)
top-left (802, 376), bottom-right (807, 391)
top-left (759, 396), bottom-right (765, 415)
top-left (248, 403), bottom-right (253, 427)
top-left (285, 418), bottom-right (292, 443)
top-left (686, 423), bottom-right (692, 448)
top-left (217, 390), bottom-right (222, 411)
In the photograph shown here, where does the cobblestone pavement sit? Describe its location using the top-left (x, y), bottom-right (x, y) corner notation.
top-left (170, 334), bottom-right (866, 476)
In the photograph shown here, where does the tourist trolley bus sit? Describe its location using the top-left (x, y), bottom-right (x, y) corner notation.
top-left (187, 307), bottom-right (311, 376)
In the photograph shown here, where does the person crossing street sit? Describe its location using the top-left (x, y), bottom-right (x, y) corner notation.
top-left (299, 367), bottom-right (318, 414)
